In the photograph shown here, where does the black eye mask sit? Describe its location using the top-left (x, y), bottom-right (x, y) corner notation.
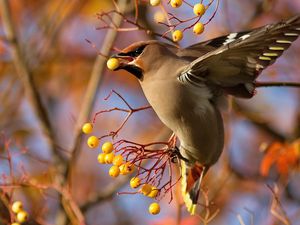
top-left (118, 45), bottom-right (147, 58)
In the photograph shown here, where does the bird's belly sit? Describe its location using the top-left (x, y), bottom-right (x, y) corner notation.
top-left (177, 105), bottom-right (224, 166)
top-left (141, 80), bottom-right (224, 166)
top-left (141, 80), bottom-right (184, 127)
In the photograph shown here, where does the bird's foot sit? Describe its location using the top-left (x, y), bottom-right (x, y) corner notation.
top-left (169, 146), bottom-right (189, 163)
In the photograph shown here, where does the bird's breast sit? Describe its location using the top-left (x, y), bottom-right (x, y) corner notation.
top-left (140, 79), bottom-right (224, 166)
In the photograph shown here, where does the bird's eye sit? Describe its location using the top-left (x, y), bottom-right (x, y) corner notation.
top-left (131, 45), bottom-right (146, 57)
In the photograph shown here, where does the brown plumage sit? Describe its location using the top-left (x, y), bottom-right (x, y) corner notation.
top-left (111, 14), bottom-right (300, 214)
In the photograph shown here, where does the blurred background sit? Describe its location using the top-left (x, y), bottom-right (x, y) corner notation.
top-left (0, 0), bottom-right (300, 225)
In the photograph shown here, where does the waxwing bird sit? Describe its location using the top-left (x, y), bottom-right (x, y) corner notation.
top-left (110, 15), bottom-right (300, 215)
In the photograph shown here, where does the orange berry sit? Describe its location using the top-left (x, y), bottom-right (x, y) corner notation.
top-left (16, 210), bottom-right (28, 223)
top-left (109, 165), bottom-right (120, 177)
top-left (130, 177), bottom-right (141, 189)
top-left (105, 152), bottom-right (115, 164)
top-left (102, 142), bottom-right (114, 154)
top-left (82, 123), bottom-right (93, 134)
top-left (119, 162), bottom-right (135, 175)
top-left (172, 30), bottom-right (183, 42)
top-left (147, 187), bottom-right (159, 198)
top-left (153, 11), bottom-right (165, 23)
top-left (140, 184), bottom-right (152, 195)
top-left (113, 155), bottom-right (123, 166)
top-left (107, 58), bottom-right (120, 70)
top-left (87, 136), bottom-right (99, 149)
top-left (193, 3), bottom-right (206, 16)
top-left (97, 153), bottom-right (106, 164)
top-left (193, 22), bottom-right (204, 35)
top-left (125, 162), bottom-right (135, 174)
top-left (119, 164), bottom-right (127, 175)
top-left (148, 202), bottom-right (160, 215)
top-left (150, 0), bottom-right (160, 6)
top-left (11, 201), bottom-right (23, 214)
top-left (170, 0), bottom-right (182, 8)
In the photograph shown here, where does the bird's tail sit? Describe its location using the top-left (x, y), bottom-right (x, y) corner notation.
top-left (181, 160), bottom-right (207, 215)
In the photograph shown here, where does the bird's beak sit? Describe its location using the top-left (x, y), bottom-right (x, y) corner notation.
top-left (111, 53), bottom-right (136, 70)
top-left (110, 53), bottom-right (143, 79)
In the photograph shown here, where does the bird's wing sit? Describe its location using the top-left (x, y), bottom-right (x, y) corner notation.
top-left (176, 31), bottom-right (252, 59)
top-left (178, 15), bottom-right (300, 98)
top-left (191, 30), bottom-right (253, 49)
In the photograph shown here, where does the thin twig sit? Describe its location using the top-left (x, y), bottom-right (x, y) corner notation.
top-left (267, 184), bottom-right (291, 225)
top-left (256, 81), bottom-right (300, 88)
top-left (237, 214), bottom-right (247, 225)
top-left (80, 175), bottom-right (129, 213)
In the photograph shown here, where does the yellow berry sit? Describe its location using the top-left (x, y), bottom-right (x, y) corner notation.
top-left (172, 30), bottom-right (183, 42)
top-left (140, 184), bottom-right (153, 195)
top-left (154, 11), bottom-right (165, 23)
top-left (147, 187), bottom-right (159, 198)
top-left (170, 0), bottom-right (182, 8)
top-left (11, 201), bottom-right (23, 214)
top-left (107, 58), bottom-right (120, 70)
top-left (97, 153), bottom-right (106, 164)
top-left (105, 152), bottom-right (115, 164)
top-left (125, 162), bottom-right (135, 174)
top-left (113, 155), bottom-right (123, 166)
top-left (11, 223), bottom-right (21, 225)
top-left (119, 164), bottom-right (127, 175)
top-left (109, 165), bottom-right (120, 177)
top-left (193, 3), bottom-right (206, 16)
top-left (82, 123), bottom-right (93, 134)
top-left (148, 202), bottom-right (160, 215)
top-left (193, 22), bottom-right (204, 35)
top-left (102, 142), bottom-right (114, 154)
top-left (130, 177), bottom-right (141, 189)
top-left (16, 210), bottom-right (28, 223)
top-left (119, 162), bottom-right (135, 175)
top-left (150, 0), bottom-right (160, 6)
top-left (87, 136), bottom-right (99, 149)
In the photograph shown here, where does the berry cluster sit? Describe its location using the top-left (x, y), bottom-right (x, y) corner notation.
top-left (10, 201), bottom-right (28, 225)
top-left (82, 122), bottom-right (177, 215)
top-left (149, 0), bottom-right (219, 42)
top-left (95, 0), bottom-right (219, 44)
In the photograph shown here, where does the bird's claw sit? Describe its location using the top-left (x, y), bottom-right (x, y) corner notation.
top-left (169, 146), bottom-right (189, 163)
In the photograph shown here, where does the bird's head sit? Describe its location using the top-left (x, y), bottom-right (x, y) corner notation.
top-left (110, 40), bottom-right (177, 80)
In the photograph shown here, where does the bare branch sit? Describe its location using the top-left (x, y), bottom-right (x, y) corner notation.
top-left (256, 81), bottom-right (300, 88)
top-left (232, 101), bottom-right (286, 141)
top-left (80, 175), bottom-right (129, 213)
top-left (92, 90), bottom-right (152, 140)
top-left (0, 0), bottom-right (65, 164)
top-left (267, 184), bottom-right (291, 225)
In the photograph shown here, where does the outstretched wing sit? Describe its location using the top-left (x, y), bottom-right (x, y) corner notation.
top-left (178, 15), bottom-right (300, 98)
top-left (176, 31), bottom-right (252, 60)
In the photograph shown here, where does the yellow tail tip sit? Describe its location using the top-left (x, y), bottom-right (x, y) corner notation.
top-left (189, 204), bottom-right (197, 215)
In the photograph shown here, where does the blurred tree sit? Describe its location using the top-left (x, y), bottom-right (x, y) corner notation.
top-left (0, 0), bottom-right (299, 225)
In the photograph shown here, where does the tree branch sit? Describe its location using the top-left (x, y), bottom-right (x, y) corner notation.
top-left (66, 0), bottom-right (130, 184)
top-left (80, 176), bottom-right (129, 213)
top-left (256, 81), bottom-right (300, 88)
top-left (232, 101), bottom-right (287, 141)
top-left (0, 0), bottom-right (65, 164)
